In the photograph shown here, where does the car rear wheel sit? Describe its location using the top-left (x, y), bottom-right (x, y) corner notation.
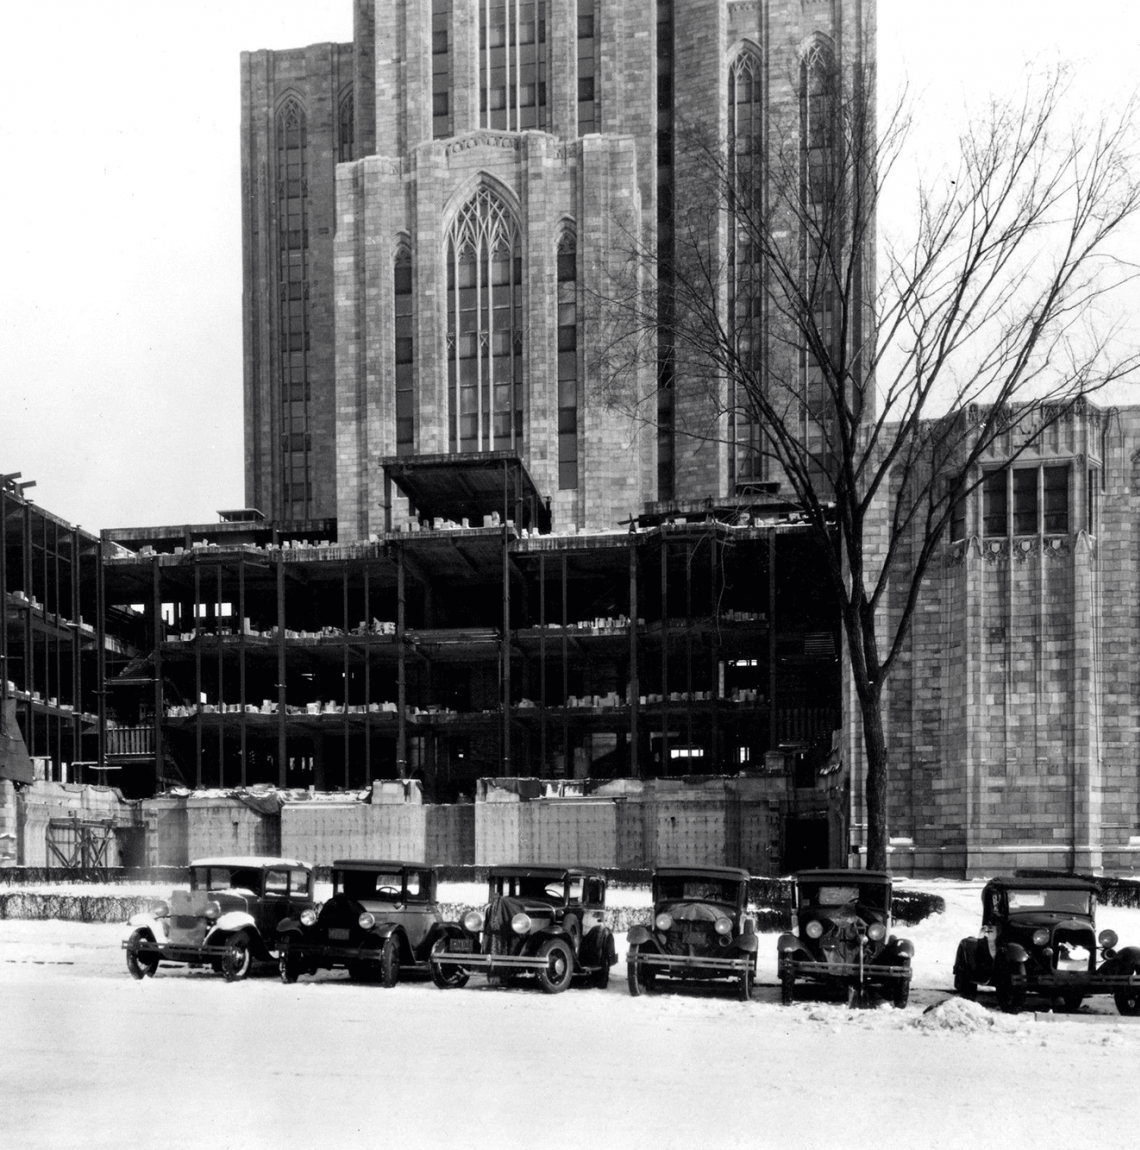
top-left (125, 929), bottom-right (159, 980)
top-left (430, 958), bottom-right (470, 989)
top-left (627, 945), bottom-right (657, 997)
top-left (222, 931), bottom-right (253, 982)
top-left (379, 936), bottom-right (400, 988)
top-left (536, 938), bottom-right (574, 994)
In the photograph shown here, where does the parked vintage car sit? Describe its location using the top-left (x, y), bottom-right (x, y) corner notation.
top-left (626, 865), bottom-right (757, 1000)
top-left (953, 875), bottom-right (1140, 1014)
top-left (277, 859), bottom-right (453, 985)
top-left (777, 869), bottom-right (913, 1007)
top-left (123, 856), bottom-right (315, 981)
top-left (429, 864), bottom-right (616, 994)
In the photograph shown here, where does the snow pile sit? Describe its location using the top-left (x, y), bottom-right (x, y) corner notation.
top-left (912, 995), bottom-right (1015, 1034)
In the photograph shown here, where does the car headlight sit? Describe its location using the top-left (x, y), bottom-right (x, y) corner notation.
top-left (866, 922), bottom-right (886, 942)
top-left (203, 901), bottom-right (221, 921)
top-left (300, 908), bottom-right (317, 927)
top-left (511, 912), bottom-right (532, 935)
top-left (655, 912), bottom-right (673, 932)
top-left (714, 917), bottom-right (732, 936)
top-left (1099, 929), bottom-right (1119, 950)
top-left (462, 910), bottom-right (484, 934)
top-left (149, 900), bottom-right (170, 918)
top-left (806, 920), bottom-right (823, 939)
top-left (1032, 928), bottom-right (1049, 947)
top-left (358, 912), bottom-right (375, 930)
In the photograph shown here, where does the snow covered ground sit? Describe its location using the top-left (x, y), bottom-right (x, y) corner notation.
top-left (2, 879), bottom-right (1139, 1150)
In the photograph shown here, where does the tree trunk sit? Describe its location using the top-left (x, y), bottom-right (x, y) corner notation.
top-left (860, 688), bottom-right (889, 870)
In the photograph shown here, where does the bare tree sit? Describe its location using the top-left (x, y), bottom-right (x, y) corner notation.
top-left (592, 53), bottom-right (1140, 869)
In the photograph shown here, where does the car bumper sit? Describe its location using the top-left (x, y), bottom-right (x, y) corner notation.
top-left (783, 958), bottom-right (911, 982)
top-left (430, 941), bottom-right (583, 975)
top-left (629, 951), bottom-right (753, 975)
top-left (281, 941), bottom-right (398, 968)
top-left (122, 938), bottom-right (237, 964)
top-left (1009, 971), bottom-right (1140, 992)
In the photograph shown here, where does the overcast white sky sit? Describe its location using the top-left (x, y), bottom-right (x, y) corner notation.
top-left (2, 1), bottom-right (1138, 532)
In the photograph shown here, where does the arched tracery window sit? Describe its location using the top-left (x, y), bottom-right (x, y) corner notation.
top-left (276, 96), bottom-right (311, 518)
top-left (728, 47), bottom-right (764, 484)
top-left (446, 186), bottom-right (524, 454)
top-left (338, 91), bottom-right (354, 162)
top-left (799, 38), bottom-right (836, 463)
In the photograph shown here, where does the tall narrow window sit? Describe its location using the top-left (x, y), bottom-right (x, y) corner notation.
top-left (338, 91), bottom-right (354, 162)
top-left (577, 0), bottom-right (598, 134)
top-left (556, 231), bottom-right (578, 489)
top-left (656, 0), bottom-right (675, 501)
top-left (276, 96), bottom-right (311, 519)
top-left (432, 0), bottom-right (453, 139)
top-left (446, 186), bottom-right (524, 454)
top-left (728, 47), bottom-right (764, 485)
top-left (983, 470), bottom-right (1007, 536)
top-left (1012, 468), bottom-right (1037, 534)
top-left (480, 1), bottom-right (549, 132)
top-left (1043, 465), bottom-right (1069, 533)
top-left (394, 247), bottom-right (414, 456)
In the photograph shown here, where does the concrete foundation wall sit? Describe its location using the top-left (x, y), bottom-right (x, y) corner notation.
top-left (15, 782), bottom-right (136, 869)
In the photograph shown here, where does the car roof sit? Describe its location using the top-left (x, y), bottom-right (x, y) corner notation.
top-left (794, 869), bottom-right (893, 884)
top-left (654, 865), bottom-right (752, 883)
top-left (332, 859), bottom-right (433, 872)
top-left (488, 865), bottom-right (606, 880)
top-left (985, 876), bottom-right (1098, 892)
top-left (189, 856), bottom-right (311, 870)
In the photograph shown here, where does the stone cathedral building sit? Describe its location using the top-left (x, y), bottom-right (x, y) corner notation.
top-left (240, 0), bottom-right (872, 535)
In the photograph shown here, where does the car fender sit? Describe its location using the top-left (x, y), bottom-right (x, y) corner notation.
top-left (734, 933), bottom-right (758, 954)
top-left (887, 936), bottom-right (914, 960)
top-left (126, 914), bottom-right (168, 943)
top-left (207, 912), bottom-right (258, 944)
top-left (627, 924), bottom-right (654, 947)
top-left (1098, 945), bottom-right (1140, 974)
top-left (1001, 942), bottom-right (1029, 965)
top-left (581, 924), bottom-right (617, 967)
top-left (777, 932), bottom-right (809, 958)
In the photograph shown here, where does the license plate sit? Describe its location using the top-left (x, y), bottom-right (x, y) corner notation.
top-left (328, 928), bottom-right (350, 941)
top-left (448, 938), bottom-right (473, 953)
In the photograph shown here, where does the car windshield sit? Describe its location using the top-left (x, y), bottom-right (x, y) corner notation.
top-left (337, 870), bottom-right (404, 901)
top-left (656, 877), bottom-right (742, 905)
top-left (802, 883), bottom-right (888, 911)
top-left (192, 867), bottom-right (262, 895)
top-left (1006, 888), bottom-right (1092, 915)
top-left (493, 875), bottom-right (567, 903)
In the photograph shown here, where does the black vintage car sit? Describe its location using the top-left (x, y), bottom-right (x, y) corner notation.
top-left (777, 869), bottom-right (913, 1007)
top-left (953, 875), bottom-right (1140, 1014)
top-left (626, 866), bottom-right (757, 1000)
top-left (123, 856), bottom-right (315, 981)
top-left (277, 859), bottom-right (454, 986)
top-left (429, 864), bottom-right (616, 994)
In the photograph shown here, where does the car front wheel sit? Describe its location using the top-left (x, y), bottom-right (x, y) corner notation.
top-left (952, 943), bottom-right (977, 999)
top-left (222, 931), bottom-right (253, 982)
top-left (279, 948), bottom-right (303, 984)
top-left (737, 960), bottom-right (754, 1002)
top-left (430, 956), bottom-right (470, 989)
top-left (994, 962), bottom-right (1026, 1014)
top-left (627, 945), bottom-right (657, 997)
top-left (1114, 965), bottom-right (1140, 1016)
top-left (535, 938), bottom-right (574, 994)
top-left (379, 936), bottom-right (400, 988)
top-left (892, 961), bottom-right (911, 1009)
top-left (125, 929), bottom-right (159, 980)
top-left (780, 967), bottom-right (795, 1005)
